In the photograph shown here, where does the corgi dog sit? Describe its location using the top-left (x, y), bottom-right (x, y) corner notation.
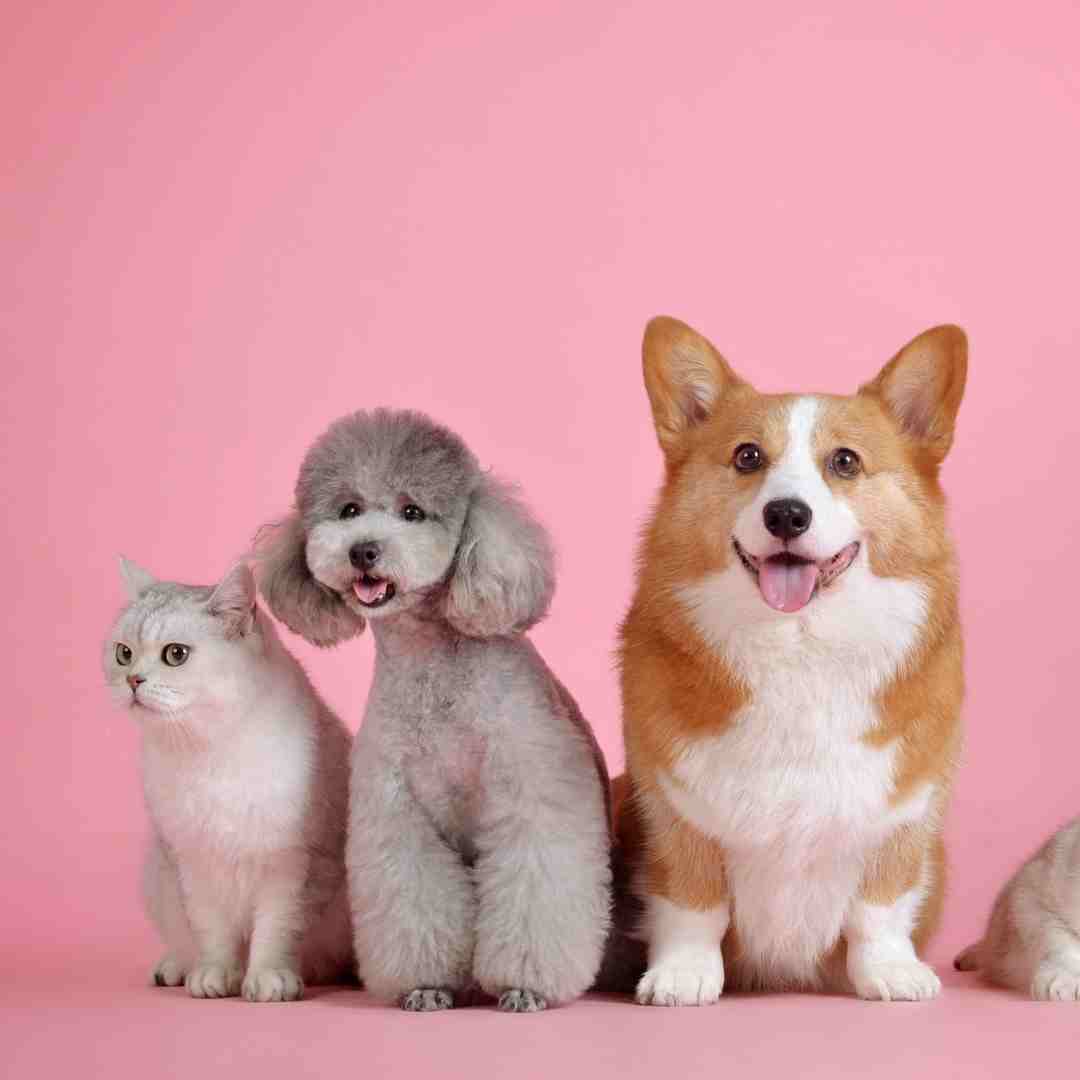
top-left (617, 317), bottom-right (967, 1004)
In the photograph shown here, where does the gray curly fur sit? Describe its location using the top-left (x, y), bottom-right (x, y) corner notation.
top-left (256, 408), bottom-right (612, 1010)
top-left (255, 514), bottom-right (366, 648)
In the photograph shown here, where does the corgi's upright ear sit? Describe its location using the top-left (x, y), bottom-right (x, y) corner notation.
top-left (862, 325), bottom-right (968, 463)
top-left (642, 317), bottom-right (744, 456)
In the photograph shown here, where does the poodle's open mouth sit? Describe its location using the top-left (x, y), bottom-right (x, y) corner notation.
top-left (733, 538), bottom-right (860, 613)
top-left (352, 574), bottom-right (397, 608)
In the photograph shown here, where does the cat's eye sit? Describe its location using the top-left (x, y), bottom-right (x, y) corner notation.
top-left (162, 643), bottom-right (190, 667)
top-left (829, 447), bottom-right (862, 479)
top-left (401, 504), bottom-right (425, 523)
top-left (339, 503), bottom-right (362, 520)
top-left (115, 643), bottom-right (133, 666)
top-left (734, 443), bottom-right (766, 473)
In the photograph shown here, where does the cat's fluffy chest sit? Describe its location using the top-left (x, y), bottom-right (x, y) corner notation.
top-left (142, 719), bottom-right (313, 857)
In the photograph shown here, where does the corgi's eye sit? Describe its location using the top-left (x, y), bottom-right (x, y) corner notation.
top-left (339, 503), bottom-right (362, 520)
top-left (115, 643), bottom-right (133, 666)
top-left (162, 643), bottom-right (190, 667)
top-left (734, 443), bottom-right (766, 473)
top-left (401, 504), bottom-right (426, 523)
top-left (829, 448), bottom-right (862, 478)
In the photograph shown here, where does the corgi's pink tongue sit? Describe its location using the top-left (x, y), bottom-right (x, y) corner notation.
top-left (353, 578), bottom-right (389, 604)
top-left (759, 559), bottom-right (819, 613)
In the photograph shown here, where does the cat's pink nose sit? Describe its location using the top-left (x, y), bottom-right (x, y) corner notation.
top-left (127, 674), bottom-right (145, 691)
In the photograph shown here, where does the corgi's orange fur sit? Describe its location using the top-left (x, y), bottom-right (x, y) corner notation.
top-left (617, 318), bottom-right (966, 1004)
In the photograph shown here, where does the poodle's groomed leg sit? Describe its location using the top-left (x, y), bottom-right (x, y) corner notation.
top-left (347, 762), bottom-right (475, 1009)
top-left (471, 756), bottom-right (611, 1010)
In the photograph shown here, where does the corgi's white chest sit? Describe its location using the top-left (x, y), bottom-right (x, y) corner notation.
top-left (668, 563), bottom-right (930, 986)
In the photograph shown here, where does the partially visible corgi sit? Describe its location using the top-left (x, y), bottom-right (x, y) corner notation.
top-left (617, 317), bottom-right (967, 1004)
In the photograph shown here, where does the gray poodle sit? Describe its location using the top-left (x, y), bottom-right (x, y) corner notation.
top-left (257, 409), bottom-right (612, 1012)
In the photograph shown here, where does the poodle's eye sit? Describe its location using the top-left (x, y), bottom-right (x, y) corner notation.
top-left (162, 643), bottom-right (190, 667)
top-left (401, 504), bottom-right (426, 523)
top-left (734, 443), bottom-right (766, 473)
top-left (115, 643), bottom-right (133, 666)
top-left (339, 503), bottom-right (362, 520)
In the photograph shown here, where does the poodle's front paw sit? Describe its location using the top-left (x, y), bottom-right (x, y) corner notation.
top-left (635, 950), bottom-right (724, 1007)
top-left (185, 964), bottom-right (243, 999)
top-left (850, 957), bottom-right (941, 1002)
top-left (242, 968), bottom-right (304, 1003)
top-left (1032, 962), bottom-right (1080, 1001)
top-left (401, 988), bottom-right (454, 1012)
top-left (151, 954), bottom-right (186, 987)
top-left (498, 989), bottom-right (547, 1013)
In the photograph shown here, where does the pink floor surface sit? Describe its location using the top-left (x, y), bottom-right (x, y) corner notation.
top-left (4, 940), bottom-right (1072, 1080)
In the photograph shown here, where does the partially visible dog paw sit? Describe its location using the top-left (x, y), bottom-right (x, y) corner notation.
top-left (1032, 963), bottom-right (1080, 1001)
top-left (185, 965), bottom-right (243, 999)
top-left (498, 989), bottom-right (547, 1013)
top-left (242, 968), bottom-right (304, 1003)
top-left (635, 953), bottom-right (724, 1007)
top-left (851, 959), bottom-right (941, 1002)
top-left (401, 988), bottom-right (454, 1012)
top-left (151, 955), bottom-right (186, 987)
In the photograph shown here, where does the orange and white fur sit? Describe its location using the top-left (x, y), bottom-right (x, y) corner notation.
top-left (617, 317), bottom-right (967, 1004)
top-left (955, 818), bottom-right (1080, 1000)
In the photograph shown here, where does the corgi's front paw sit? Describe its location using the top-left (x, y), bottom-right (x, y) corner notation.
top-left (151, 954), bottom-right (186, 987)
top-left (635, 950), bottom-right (724, 1006)
top-left (242, 967), bottom-right (304, 1003)
top-left (850, 957), bottom-right (941, 1002)
top-left (185, 964), bottom-right (243, 999)
top-left (1032, 962), bottom-right (1080, 1001)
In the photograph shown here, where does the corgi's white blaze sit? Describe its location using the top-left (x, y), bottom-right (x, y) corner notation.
top-left (669, 398), bottom-right (933, 988)
top-left (636, 896), bottom-right (729, 1006)
top-left (734, 396), bottom-right (858, 562)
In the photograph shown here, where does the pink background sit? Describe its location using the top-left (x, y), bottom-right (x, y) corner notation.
top-left (5, 1), bottom-right (1080, 1076)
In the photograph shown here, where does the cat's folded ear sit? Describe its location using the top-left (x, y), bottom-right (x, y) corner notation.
top-left (253, 513), bottom-right (366, 647)
top-left (119, 556), bottom-right (157, 600)
top-left (207, 563), bottom-right (257, 639)
top-left (443, 476), bottom-right (555, 638)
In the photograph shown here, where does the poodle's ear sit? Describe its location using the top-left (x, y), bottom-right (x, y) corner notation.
top-left (206, 562), bottom-right (257, 640)
top-left (444, 477), bottom-right (555, 638)
top-left (118, 556), bottom-right (157, 600)
top-left (253, 513), bottom-right (366, 648)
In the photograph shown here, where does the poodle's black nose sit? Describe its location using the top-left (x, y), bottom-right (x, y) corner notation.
top-left (763, 498), bottom-right (812, 540)
top-left (349, 541), bottom-right (382, 569)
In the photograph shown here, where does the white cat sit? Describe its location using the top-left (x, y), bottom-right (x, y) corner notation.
top-left (104, 558), bottom-right (353, 1001)
top-left (955, 817), bottom-right (1080, 1000)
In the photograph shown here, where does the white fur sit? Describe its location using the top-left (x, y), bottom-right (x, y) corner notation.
top-left (636, 897), bottom-right (729, 1006)
top-left (846, 865), bottom-right (940, 1000)
top-left (105, 566), bottom-right (353, 1000)
top-left (652, 397), bottom-right (935, 993)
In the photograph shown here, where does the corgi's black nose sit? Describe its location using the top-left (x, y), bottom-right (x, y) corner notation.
top-left (349, 541), bottom-right (382, 569)
top-left (764, 498), bottom-right (812, 540)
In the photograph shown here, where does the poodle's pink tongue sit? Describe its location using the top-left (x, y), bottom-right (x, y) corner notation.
top-left (759, 558), bottom-right (819, 613)
top-left (353, 578), bottom-right (389, 604)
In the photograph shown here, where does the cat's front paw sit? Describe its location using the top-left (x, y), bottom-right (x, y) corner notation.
top-left (401, 988), bottom-right (454, 1011)
top-left (850, 958), bottom-right (941, 1002)
top-left (1032, 962), bottom-right (1080, 1001)
top-left (242, 968), bottom-right (304, 1003)
top-left (185, 965), bottom-right (243, 999)
top-left (635, 950), bottom-right (724, 1007)
top-left (498, 988), bottom-right (547, 1013)
top-left (151, 955), bottom-right (186, 987)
